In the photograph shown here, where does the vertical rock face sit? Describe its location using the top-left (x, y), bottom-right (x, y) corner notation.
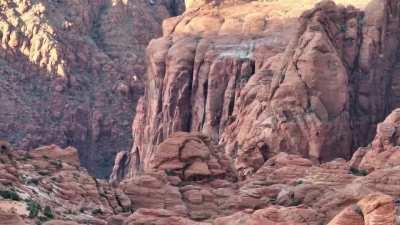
top-left (224, 0), bottom-right (400, 178)
top-left (113, 0), bottom-right (400, 181)
top-left (0, 0), bottom-right (184, 177)
top-left (117, 0), bottom-right (301, 179)
top-left (352, 0), bottom-right (400, 149)
top-left (350, 108), bottom-right (400, 172)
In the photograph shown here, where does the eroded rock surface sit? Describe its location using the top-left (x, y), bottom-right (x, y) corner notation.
top-left (4, 126), bottom-right (400, 224)
top-left (328, 194), bottom-right (397, 225)
top-left (0, 0), bottom-right (184, 177)
top-left (106, 0), bottom-right (400, 223)
top-left (114, 0), bottom-right (400, 181)
top-left (350, 108), bottom-right (400, 172)
top-left (148, 132), bottom-right (233, 181)
top-left (108, 133), bottom-right (400, 224)
top-left (0, 145), bottom-right (131, 225)
top-left (5, 0), bottom-right (400, 225)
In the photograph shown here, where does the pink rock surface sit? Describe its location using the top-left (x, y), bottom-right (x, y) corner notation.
top-left (115, 0), bottom-right (400, 181)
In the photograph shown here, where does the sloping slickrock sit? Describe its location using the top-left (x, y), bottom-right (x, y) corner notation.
top-left (123, 208), bottom-right (210, 225)
top-left (213, 207), bottom-right (321, 225)
top-left (43, 221), bottom-right (81, 225)
top-left (0, 210), bottom-right (26, 225)
top-left (328, 194), bottom-right (397, 225)
top-left (358, 194), bottom-right (396, 225)
top-left (119, 172), bottom-right (188, 215)
top-left (326, 205), bottom-right (364, 225)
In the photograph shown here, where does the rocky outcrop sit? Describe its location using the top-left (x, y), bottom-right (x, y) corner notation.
top-left (6, 0), bottom-right (400, 225)
top-left (223, 0), bottom-right (400, 178)
top-left (118, 0), bottom-right (303, 179)
top-left (213, 207), bottom-right (321, 225)
top-left (112, 132), bottom-right (233, 182)
top-left (115, 0), bottom-right (400, 180)
top-left (0, 210), bottom-right (26, 225)
top-left (0, 144), bottom-right (131, 225)
top-left (148, 132), bottom-right (233, 181)
top-left (119, 173), bottom-right (187, 215)
top-left (328, 194), bottom-right (397, 225)
top-left (0, 0), bottom-right (184, 177)
top-left (109, 135), bottom-right (400, 223)
top-left (5, 129), bottom-right (400, 224)
top-left (350, 108), bottom-right (400, 172)
top-left (123, 208), bottom-right (209, 225)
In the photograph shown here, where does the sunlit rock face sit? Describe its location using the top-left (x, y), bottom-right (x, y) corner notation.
top-left (110, 0), bottom-right (400, 182)
top-left (0, 0), bottom-right (184, 177)
top-left (0, 144), bottom-right (131, 225)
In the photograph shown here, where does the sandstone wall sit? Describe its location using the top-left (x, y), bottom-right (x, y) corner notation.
top-left (112, 0), bottom-right (400, 181)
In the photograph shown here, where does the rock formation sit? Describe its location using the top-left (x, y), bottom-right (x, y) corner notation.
top-left (4, 0), bottom-right (400, 225)
top-left (328, 194), bottom-right (397, 225)
top-left (111, 0), bottom-right (400, 181)
top-left (350, 108), bottom-right (400, 172)
top-left (3, 112), bottom-right (400, 224)
top-left (106, 0), bottom-right (400, 223)
top-left (111, 124), bottom-right (400, 224)
top-left (0, 144), bottom-right (131, 225)
top-left (0, 0), bottom-right (184, 177)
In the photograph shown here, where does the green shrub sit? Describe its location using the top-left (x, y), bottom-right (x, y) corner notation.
top-left (290, 198), bottom-right (302, 206)
top-left (43, 206), bottom-right (54, 219)
top-left (26, 199), bottom-right (41, 218)
top-left (294, 180), bottom-right (304, 186)
top-left (0, 189), bottom-right (21, 201)
top-left (350, 167), bottom-right (368, 176)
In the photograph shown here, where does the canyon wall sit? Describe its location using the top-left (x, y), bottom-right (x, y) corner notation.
top-left (3, 1), bottom-right (400, 225)
top-left (111, 0), bottom-right (400, 181)
top-left (0, 0), bottom-right (184, 177)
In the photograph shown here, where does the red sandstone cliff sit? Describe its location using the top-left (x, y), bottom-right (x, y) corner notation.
top-left (112, 0), bottom-right (400, 181)
top-left (3, 0), bottom-right (400, 225)
top-left (0, 0), bottom-right (184, 177)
